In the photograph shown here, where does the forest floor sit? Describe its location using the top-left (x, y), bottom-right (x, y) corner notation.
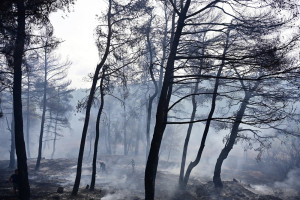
top-left (0, 156), bottom-right (299, 200)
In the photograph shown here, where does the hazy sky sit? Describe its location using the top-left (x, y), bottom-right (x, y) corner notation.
top-left (50, 0), bottom-right (106, 89)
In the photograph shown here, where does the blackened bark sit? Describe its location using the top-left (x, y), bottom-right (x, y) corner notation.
top-left (182, 26), bottom-right (231, 188)
top-left (213, 81), bottom-right (260, 187)
top-left (144, 1), bottom-right (191, 199)
top-left (88, 133), bottom-right (93, 159)
top-left (51, 112), bottom-right (59, 159)
top-left (182, 65), bottom-right (222, 188)
top-left (213, 93), bottom-right (250, 187)
top-left (9, 114), bottom-right (15, 168)
top-left (135, 113), bottom-right (142, 156)
top-left (90, 67), bottom-right (106, 191)
top-left (179, 81), bottom-right (198, 186)
top-left (179, 34), bottom-right (205, 187)
top-left (44, 111), bottom-right (53, 151)
top-left (36, 43), bottom-right (48, 170)
top-left (13, 1), bottom-right (30, 199)
top-left (26, 73), bottom-right (31, 158)
top-left (51, 89), bottom-right (60, 159)
top-left (170, 0), bottom-right (176, 50)
top-left (106, 109), bottom-right (112, 154)
top-left (123, 102), bottom-right (128, 155)
top-left (157, 3), bottom-right (168, 102)
top-left (145, 17), bottom-right (158, 159)
top-left (72, 0), bottom-right (112, 195)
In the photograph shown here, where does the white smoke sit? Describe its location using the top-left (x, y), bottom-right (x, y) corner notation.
top-left (274, 168), bottom-right (300, 196)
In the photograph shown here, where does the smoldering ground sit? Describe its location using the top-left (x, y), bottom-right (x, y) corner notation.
top-left (1, 123), bottom-right (300, 199)
top-left (2, 156), bottom-right (299, 200)
top-left (1, 90), bottom-right (300, 199)
top-left (0, 156), bottom-right (182, 199)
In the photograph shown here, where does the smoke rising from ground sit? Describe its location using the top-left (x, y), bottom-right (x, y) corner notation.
top-left (1, 87), bottom-right (300, 199)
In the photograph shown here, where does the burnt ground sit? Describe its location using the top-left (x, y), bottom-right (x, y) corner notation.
top-left (0, 157), bottom-right (299, 200)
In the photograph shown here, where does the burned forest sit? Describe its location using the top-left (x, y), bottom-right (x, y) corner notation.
top-left (1, 0), bottom-right (300, 200)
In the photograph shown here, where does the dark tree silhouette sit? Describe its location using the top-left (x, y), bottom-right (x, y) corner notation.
top-left (144, 0), bottom-right (207, 198)
top-left (35, 40), bottom-right (49, 170)
top-left (1, 1), bottom-right (74, 198)
top-left (213, 77), bottom-right (260, 187)
top-left (72, 0), bottom-right (112, 195)
top-left (213, 37), bottom-right (299, 187)
top-left (145, 14), bottom-right (158, 159)
top-left (12, 1), bottom-right (30, 199)
top-left (182, 26), bottom-right (231, 188)
top-left (8, 109), bottom-right (15, 169)
top-left (49, 83), bottom-right (73, 159)
top-left (90, 67), bottom-right (106, 190)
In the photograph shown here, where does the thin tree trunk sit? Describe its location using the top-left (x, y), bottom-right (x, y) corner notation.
top-left (88, 133), bottom-right (93, 159)
top-left (13, 1), bottom-right (30, 198)
top-left (44, 111), bottom-right (52, 151)
top-left (123, 102), bottom-right (127, 155)
top-left (170, 0), bottom-right (176, 50)
top-left (72, 0), bottom-right (112, 195)
top-left (26, 73), bottom-right (31, 158)
top-left (157, 2), bottom-right (168, 102)
top-left (107, 110), bottom-right (112, 154)
top-left (179, 33), bottom-right (205, 187)
top-left (51, 89), bottom-right (60, 159)
top-left (9, 113), bottom-right (15, 168)
top-left (179, 81), bottom-right (198, 187)
top-left (145, 16), bottom-right (158, 159)
top-left (90, 67), bottom-right (106, 191)
top-left (144, 1), bottom-right (191, 199)
top-left (36, 42), bottom-right (48, 170)
top-left (135, 112), bottom-right (142, 156)
top-left (104, 124), bottom-right (108, 154)
top-left (167, 145), bottom-right (172, 162)
top-left (51, 112), bottom-right (59, 159)
top-left (182, 26), bottom-right (231, 188)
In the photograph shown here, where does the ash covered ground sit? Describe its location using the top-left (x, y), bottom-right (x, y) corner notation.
top-left (0, 156), bottom-right (299, 200)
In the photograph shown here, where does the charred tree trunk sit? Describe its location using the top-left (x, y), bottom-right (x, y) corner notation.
top-left (44, 111), bottom-right (52, 151)
top-left (213, 80), bottom-right (260, 187)
top-left (51, 112), bottom-right (59, 159)
top-left (9, 113), bottom-right (16, 168)
top-left (182, 26), bottom-right (231, 189)
top-left (13, 1), bottom-right (30, 198)
top-left (213, 93), bottom-right (250, 187)
top-left (169, 0), bottom-right (176, 50)
top-left (104, 122), bottom-right (108, 154)
top-left (51, 88), bottom-right (60, 159)
top-left (145, 81), bottom-right (153, 158)
top-left (135, 112), bottom-right (142, 156)
top-left (179, 34), bottom-right (206, 187)
top-left (182, 63), bottom-right (223, 188)
top-left (157, 3), bottom-right (168, 102)
top-left (88, 132), bottom-right (93, 159)
top-left (179, 81), bottom-right (198, 186)
top-left (36, 42), bottom-right (48, 170)
top-left (145, 16), bottom-right (158, 159)
top-left (113, 128), bottom-right (118, 155)
top-left (72, 0), bottom-right (112, 195)
top-left (90, 67), bottom-right (106, 191)
top-left (106, 109), bottom-right (112, 154)
top-left (26, 73), bottom-right (31, 158)
top-left (144, 1), bottom-right (191, 199)
top-left (123, 102), bottom-right (128, 155)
